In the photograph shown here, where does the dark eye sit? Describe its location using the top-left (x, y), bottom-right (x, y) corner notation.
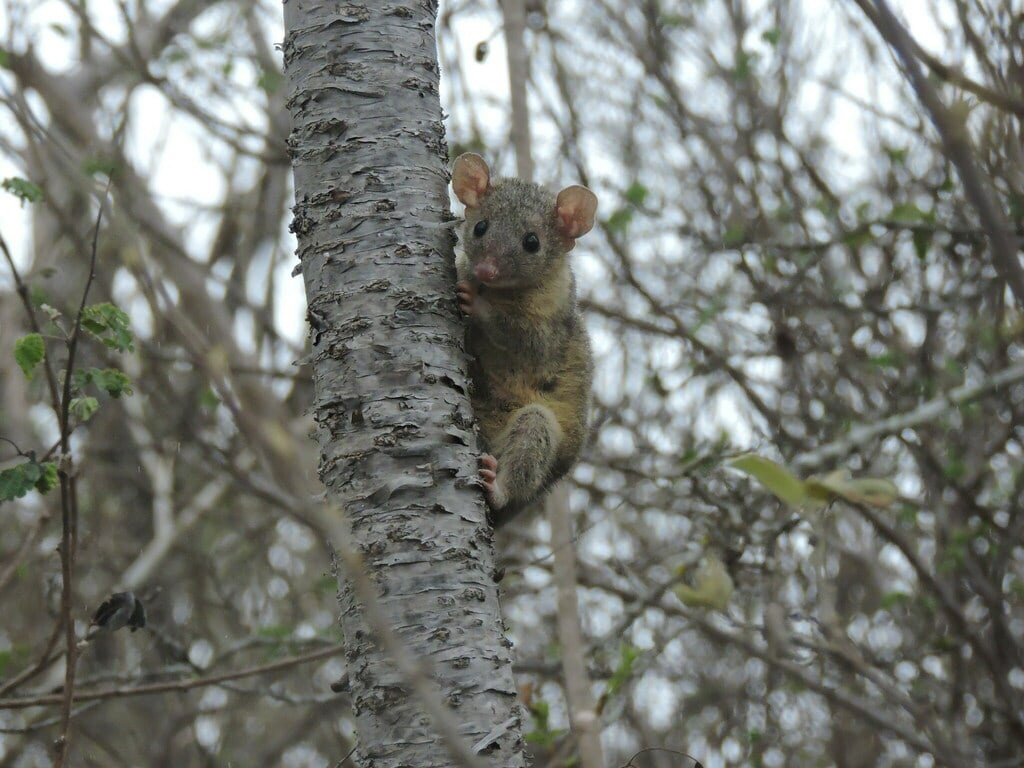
top-left (473, 220), bottom-right (489, 237)
top-left (522, 233), bottom-right (540, 253)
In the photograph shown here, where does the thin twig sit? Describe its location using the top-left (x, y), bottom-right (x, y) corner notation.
top-left (0, 233), bottom-right (64, 416)
top-left (0, 622), bottom-right (65, 699)
top-left (849, 498), bottom-right (1024, 746)
top-left (851, 0), bottom-right (1024, 306)
top-left (0, 515), bottom-right (47, 594)
top-left (54, 183), bottom-right (108, 766)
top-left (548, 484), bottom-right (603, 768)
top-left (793, 361), bottom-right (1024, 470)
top-left (0, 645), bottom-right (343, 710)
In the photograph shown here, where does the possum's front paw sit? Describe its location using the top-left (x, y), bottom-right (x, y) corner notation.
top-left (456, 280), bottom-right (481, 316)
top-left (479, 454), bottom-right (508, 510)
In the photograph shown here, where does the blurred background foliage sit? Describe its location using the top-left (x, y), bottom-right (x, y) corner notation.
top-left (0, 0), bottom-right (1022, 766)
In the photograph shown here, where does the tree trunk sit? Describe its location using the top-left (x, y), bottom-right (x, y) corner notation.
top-left (281, 2), bottom-right (526, 766)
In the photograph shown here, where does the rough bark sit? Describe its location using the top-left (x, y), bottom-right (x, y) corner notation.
top-left (281, 2), bottom-right (526, 766)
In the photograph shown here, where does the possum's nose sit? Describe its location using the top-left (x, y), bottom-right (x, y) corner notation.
top-left (474, 259), bottom-right (499, 283)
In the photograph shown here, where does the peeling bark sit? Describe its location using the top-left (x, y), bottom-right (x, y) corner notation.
top-left (281, 1), bottom-right (526, 766)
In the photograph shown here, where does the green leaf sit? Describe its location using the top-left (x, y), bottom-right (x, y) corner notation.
top-left (805, 472), bottom-right (899, 508)
top-left (938, 538), bottom-right (967, 573)
top-left (81, 302), bottom-right (134, 352)
top-left (523, 697), bottom-right (566, 749)
top-left (692, 299), bottom-right (724, 333)
top-left (732, 50), bottom-right (757, 81)
top-left (73, 368), bottom-right (133, 398)
top-left (912, 229), bottom-right (931, 260)
top-left (772, 203), bottom-right (795, 222)
top-left (880, 591), bottom-right (911, 610)
top-left (869, 351), bottom-right (904, 369)
top-left (82, 157), bottom-right (118, 179)
top-left (0, 462), bottom-right (42, 501)
top-left (2, 177), bottom-right (44, 205)
top-left (675, 556), bottom-right (734, 610)
top-left (0, 645), bottom-right (31, 676)
top-left (20, 460), bottom-right (42, 484)
top-left (884, 146), bottom-right (907, 164)
top-left (30, 285), bottom-right (53, 310)
top-left (813, 197), bottom-right (837, 216)
top-left (730, 455), bottom-right (809, 507)
top-left (198, 387), bottom-right (221, 410)
top-left (722, 224), bottom-right (746, 247)
top-left (659, 13), bottom-right (688, 26)
top-left (34, 462), bottom-right (58, 493)
top-left (841, 227), bottom-right (873, 249)
top-left (96, 369), bottom-right (133, 397)
top-left (164, 47), bottom-right (189, 64)
top-left (897, 503), bottom-right (919, 525)
top-left (605, 207), bottom-right (634, 233)
top-left (623, 181), bottom-right (648, 207)
top-left (14, 334), bottom-right (45, 379)
top-left (523, 726), bottom-right (566, 748)
top-left (606, 644), bottom-right (641, 697)
top-left (943, 448), bottom-right (965, 482)
top-left (889, 202), bottom-right (927, 223)
top-left (70, 396), bottom-right (100, 422)
top-left (761, 27), bottom-right (781, 45)
top-left (0, 48), bottom-right (9, 69)
top-left (843, 478), bottom-right (899, 507)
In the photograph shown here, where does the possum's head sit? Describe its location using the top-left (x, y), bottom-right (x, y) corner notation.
top-left (452, 153), bottom-right (597, 289)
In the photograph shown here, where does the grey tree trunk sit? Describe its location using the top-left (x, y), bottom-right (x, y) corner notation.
top-left (281, 2), bottom-right (526, 766)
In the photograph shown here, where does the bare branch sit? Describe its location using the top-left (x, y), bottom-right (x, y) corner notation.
top-left (501, 0), bottom-right (534, 180)
top-left (793, 361), bottom-right (1024, 470)
top-left (548, 484), bottom-right (604, 768)
top-left (852, 0), bottom-right (1024, 306)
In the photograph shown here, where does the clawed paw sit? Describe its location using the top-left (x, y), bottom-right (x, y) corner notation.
top-left (478, 454), bottom-right (507, 510)
top-left (456, 280), bottom-right (477, 315)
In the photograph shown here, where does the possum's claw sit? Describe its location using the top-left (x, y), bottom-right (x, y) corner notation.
top-left (456, 280), bottom-right (478, 315)
top-left (479, 454), bottom-right (507, 509)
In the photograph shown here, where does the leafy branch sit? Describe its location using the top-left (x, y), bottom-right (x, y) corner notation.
top-left (1, 178), bottom-right (138, 765)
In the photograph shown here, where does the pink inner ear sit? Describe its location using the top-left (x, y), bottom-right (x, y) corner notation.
top-left (558, 205), bottom-right (593, 239)
top-left (453, 154), bottom-right (492, 208)
top-left (457, 175), bottom-right (488, 208)
top-left (555, 186), bottom-right (598, 240)
top-left (559, 209), bottom-right (585, 239)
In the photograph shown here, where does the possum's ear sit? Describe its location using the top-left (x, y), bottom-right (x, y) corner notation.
top-left (555, 185), bottom-right (598, 242)
top-left (452, 153), bottom-right (492, 209)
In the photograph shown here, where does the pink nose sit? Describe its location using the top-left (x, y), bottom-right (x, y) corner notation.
top-left (474, 260), bottom-right (498, 283)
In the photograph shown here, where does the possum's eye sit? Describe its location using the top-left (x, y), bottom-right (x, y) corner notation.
top-left (473, 220), bottom-right (489, 237)
top-left (522, 232), bottom-right (540, 253)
